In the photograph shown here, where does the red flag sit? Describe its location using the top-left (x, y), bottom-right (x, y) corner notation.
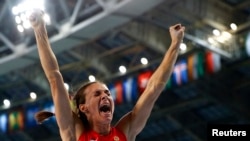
top-left (206, 51), bottom-right (214, 74)
top-left (137, 71), bottom-right (153, 94)
top-left (205, 51), bottom-right (221, 74)
top-left (114, 81), bottom-right (123, 105)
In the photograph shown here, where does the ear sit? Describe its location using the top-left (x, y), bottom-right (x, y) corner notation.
top-left (79, 104), bottom-right (89, 113)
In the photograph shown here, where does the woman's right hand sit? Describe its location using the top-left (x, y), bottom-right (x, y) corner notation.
top-left (29, 9), bottom-right (45, 29)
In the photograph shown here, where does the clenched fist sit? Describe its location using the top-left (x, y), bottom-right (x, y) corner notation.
top-left (29, 9), bottom-right (45, 28)
top-left (169, 24), bottom-right (185, 45)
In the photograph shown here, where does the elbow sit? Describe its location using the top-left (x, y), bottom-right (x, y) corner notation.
top-left (46, 70), bottom-right (63, 84)
top-left (146, 80), bottom-right (165, 94)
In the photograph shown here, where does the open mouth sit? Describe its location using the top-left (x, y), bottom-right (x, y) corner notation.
top-left (99, 105), bottom-right (111, 113)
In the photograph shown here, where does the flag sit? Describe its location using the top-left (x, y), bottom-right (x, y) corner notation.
top-left (8, 110), bottom-right (24, 132)
top-left (0, 113), bottom-right (7, 133)
top-left (187, 53), bottom-right (198, 81)
top-left (180, 59), bottom-right (188, 84)
top-left (246, 32), bottom-right (250, 56)
top-left (213, 52), bottom-right (221, 72)
top-left (122, 77), bottom-right (138, 103)
top-left (165, 78), bottom-right (172, 90)
top-left (197, 52), bottom-right (205, 78)
top-left (205, 51), bottom-right (221, 74)
top-left (137, 71), bottom-right (153, 94)
top-left (206, 51), bottom-right (214, 74)
top-left (172, 59), bottom-right (188, 86)
top-left (114, 81), bottom-right (123, 105)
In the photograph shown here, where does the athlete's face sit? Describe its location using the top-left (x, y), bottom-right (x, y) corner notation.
top-left (81, 82), bottom-right (114, 124)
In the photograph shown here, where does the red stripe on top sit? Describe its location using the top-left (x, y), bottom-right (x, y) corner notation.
top-left (78, 127), bottom-right (127, 141)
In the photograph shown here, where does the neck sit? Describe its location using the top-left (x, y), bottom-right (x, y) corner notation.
top-left (91, 122), bottom-right (111, 135)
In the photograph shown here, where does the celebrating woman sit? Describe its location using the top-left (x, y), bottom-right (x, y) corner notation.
top-left (30, 9), bottom-right (185, 141)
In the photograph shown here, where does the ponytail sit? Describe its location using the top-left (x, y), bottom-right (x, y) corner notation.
top-left (34, 110), bottom-right (55, 124)
top-left (34, 81), bottom-right (100, 129)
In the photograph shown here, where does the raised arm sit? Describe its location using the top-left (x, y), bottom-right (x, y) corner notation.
top-left (117, 24), bottom-right (185, 140)
top-left (29, 10), bottom-right (79, 141)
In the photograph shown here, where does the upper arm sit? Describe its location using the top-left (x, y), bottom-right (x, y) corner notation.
top-left (129, 86), bottom-right (159, 134)
top-left (116, 84), bottom-right (162, 138)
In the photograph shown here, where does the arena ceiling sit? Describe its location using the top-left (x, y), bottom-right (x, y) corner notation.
top-left (0, 0), bottom-right (250, 140)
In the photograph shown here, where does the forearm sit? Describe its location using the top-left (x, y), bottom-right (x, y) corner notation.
top-left (34, 25), bottom-right (60, 81)
top-left (147, 41), bottom-right (180, 96)
top-left (128, 42), bottom-right (180, 135)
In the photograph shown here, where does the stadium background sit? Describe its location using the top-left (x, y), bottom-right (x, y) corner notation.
top-left (0, 0), bottom-right (250, 140)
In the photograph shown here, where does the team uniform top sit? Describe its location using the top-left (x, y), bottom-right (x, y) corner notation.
top-left (78, 127), bottom-right (127, 141)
